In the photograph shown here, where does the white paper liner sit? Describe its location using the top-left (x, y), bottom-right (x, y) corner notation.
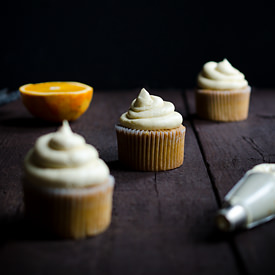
top-left (23, 176), bottom-right (115, 239)
top-left (115, 125), bottom-right (186, 171)
top-left (195, 86), bottom-right (251, 122)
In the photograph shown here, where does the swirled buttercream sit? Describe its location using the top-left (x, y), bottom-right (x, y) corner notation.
top-left (119, 88), bottom-right (183, 130)
top-left (24, 121), bottom-right (110, 188)
top-left (197, 59), bottom-right (248, 90)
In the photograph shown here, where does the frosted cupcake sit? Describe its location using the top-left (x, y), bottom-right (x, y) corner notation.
top-left (196, 59), bottom-right (251, 122)
top-left (115, 88), bottom-right (186, 171)
top-left (23, 121), bottom-right (114, 239)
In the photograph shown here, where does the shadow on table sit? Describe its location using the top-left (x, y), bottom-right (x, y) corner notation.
top-left (106, 160), bottom-right (136, 173)
top-left (0, 216), bottom-right (59, 244)
top-left (189, 206), bottom-right (245, 245)
top-left (0, 116), bottom-right (61, 128)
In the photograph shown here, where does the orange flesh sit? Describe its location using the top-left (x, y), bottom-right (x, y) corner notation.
top-left (23, 82), bottom-right (87, 93)
top-left (19, 81), bottom-right (93, 122)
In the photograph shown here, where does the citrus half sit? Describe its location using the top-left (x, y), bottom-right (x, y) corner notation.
top-left (19, 82), bottom-right (93, 122)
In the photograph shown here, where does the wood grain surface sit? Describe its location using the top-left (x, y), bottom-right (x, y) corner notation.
top-left (0, 88), bottom-right (274, 275)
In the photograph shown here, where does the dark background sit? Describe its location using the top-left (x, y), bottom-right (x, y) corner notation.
top-left (1, 0), bottom-right (274, 91)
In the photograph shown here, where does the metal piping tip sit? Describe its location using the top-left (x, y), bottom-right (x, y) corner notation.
top-left (216, 205), bottom-right (247, 232)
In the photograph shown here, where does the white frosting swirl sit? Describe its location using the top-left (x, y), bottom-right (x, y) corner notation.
top-left (197, 59), bottom-right (248, 90)
top-left (119, 88), bottom-right (183, 130)
top-left (24, 121), bottom-right (110, 188)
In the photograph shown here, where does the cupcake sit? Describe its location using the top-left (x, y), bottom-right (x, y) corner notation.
top-left (115, 88), bottom-right (186, 171)
top-left (196, 59), bottom-right (251, 122)
top-left (23, 121), bottom-right (114, 239)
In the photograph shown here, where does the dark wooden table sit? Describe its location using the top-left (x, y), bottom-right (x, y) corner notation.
top-left (0, 88), bottom-right (275, 275)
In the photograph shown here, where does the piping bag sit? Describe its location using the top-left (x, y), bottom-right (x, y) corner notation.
top-left (216, 163), bottom-right (275, 232)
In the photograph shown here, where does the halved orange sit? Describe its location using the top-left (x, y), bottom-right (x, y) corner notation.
top-left (19, 82), bottom-right (93, 122)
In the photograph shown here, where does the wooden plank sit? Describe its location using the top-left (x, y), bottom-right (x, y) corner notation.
top-left (0, 89), bottom-right (244, 274)
top-left (106, 90), bottom-right (239, 274)
top-left (186, 88), bottom-right (275, 275)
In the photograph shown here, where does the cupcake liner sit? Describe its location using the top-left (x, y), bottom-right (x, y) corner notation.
top-left (195, 86), bottom-right (251, 122)
top-left (23, 176), bottom-right (115, 239)
top-left (115, 125), bottom-right (186, 171)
